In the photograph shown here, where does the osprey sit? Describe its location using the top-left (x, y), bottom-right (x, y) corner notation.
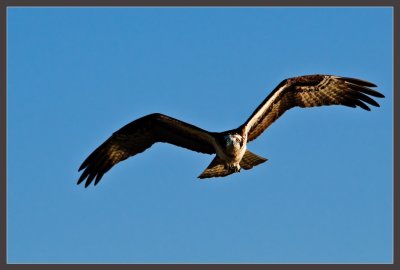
top-left (77, 74), bottom-right (384, 187)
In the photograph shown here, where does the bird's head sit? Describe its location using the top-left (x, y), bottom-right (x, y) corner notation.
top-left (224, 134), bottom-right (244, 149)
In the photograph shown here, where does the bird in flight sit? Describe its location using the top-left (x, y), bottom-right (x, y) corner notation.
top-left (77, 74), bottom-right (384, 187)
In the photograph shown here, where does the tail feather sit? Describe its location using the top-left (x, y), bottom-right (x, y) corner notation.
top-left (198, 150), bottom-right (268, 179)
top-left (198, 157), bottom-right (234, 179)
top-left (240, 150), bottom-right (268, 170)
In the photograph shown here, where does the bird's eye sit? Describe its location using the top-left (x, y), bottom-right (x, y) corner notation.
top-left (236, 138), bottom-right (241, 142)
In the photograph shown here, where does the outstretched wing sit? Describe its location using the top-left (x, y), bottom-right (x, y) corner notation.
top-left (78, 113), bottom-right (216, 187)
top-left (243, 75), bottom-right (384, 142)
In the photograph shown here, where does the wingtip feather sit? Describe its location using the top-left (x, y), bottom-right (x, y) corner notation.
top-left (340, 76), bottom-right (377, 87)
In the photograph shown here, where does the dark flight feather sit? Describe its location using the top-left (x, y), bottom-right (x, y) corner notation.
top-left (78, 113), bottom-right (216, 187)
top-left (243, 75), bottom-right (384, 142)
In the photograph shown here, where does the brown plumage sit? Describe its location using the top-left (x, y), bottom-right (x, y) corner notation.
top-left (198, 150), bottom-right (268, 179)
top-left (243, 75), bottom-right (383, 141)
top-left (78, 113), bottom-right (216, 187)
top-left (78, 74), bottom-right (384, 187)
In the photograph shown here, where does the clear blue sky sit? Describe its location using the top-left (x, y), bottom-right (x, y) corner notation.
top-left (7, 7), bottom-right (392, 263)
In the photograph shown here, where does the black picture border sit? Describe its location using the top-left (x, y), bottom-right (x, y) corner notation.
top-left (1, 1), bottom-right (397, 269)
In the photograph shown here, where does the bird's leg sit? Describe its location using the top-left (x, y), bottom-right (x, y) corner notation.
top-left (224, 163), bottom-right (241, 173)
top-left (233, 164), bottom-right (241, 173)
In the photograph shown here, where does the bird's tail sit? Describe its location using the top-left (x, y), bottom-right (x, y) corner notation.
top-left (239, 150), bottom-right (268, 170)
top-left (198, 150), bottom-right (267, 179)
top-left (198, 156), bottom-right (233, 179)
